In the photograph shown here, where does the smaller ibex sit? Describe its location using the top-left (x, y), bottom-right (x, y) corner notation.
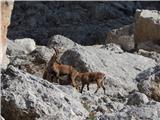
top-left (73, 71), bottom-right (106, 94)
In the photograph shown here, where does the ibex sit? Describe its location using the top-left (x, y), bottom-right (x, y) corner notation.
top-left (43, 48), bottom-right (78, 85)
top-left (73, 71), bottom-right (106, 94)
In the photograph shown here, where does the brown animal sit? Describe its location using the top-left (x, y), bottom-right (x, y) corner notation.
top-left (73, 71), bottom-right (106, 94)
top-left (43, 48), bottom-right (78, 85)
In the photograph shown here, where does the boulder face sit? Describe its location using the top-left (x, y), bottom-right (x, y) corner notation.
top-left (97, 102), bottom-right (160, 120)
top-left (134, 9), bottom-right (160, 48)
top-left (60, 44), bottom-right (156, 96)
top-left (138, 49), bottom-right (160, 63)
top-left (1, 65), bottom-right (88, 120)
top-left (107, 24), bottom-right (135, 51)
top-left (8, 1), bottom-right (160, 46)
top-left (136, 65), bottom-right (160, 102)
top-left (0, 1), bottom-right (14, 66)
top-left (14, 38), bottom-right (36, 54)
top-left (127, 91), bottom-right (149, 106)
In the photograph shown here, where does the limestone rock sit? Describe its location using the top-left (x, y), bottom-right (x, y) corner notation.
top-left (1, 65), bottom-right (88, 120)
top-left (30, 46), bottom-right (54, 64)
top-left (127, 91), bottom-right (149, 106)
top-left (134, 9), bottom-right (160, 48)
top-left (137, 65), bottom-right (160, 102)
top-left (60, 45), bottom-right (156, 96)
top-left (107, 24), bottom-right (134, 51)
top-left (14, 38), bottom-right (36, 54)
top-left (138, 49), bottom-right (160, 63)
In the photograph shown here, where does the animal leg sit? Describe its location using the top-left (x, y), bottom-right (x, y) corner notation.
top-left (94, 80), bottom-right (101, 94)
top-left (87, 83), bottom-right (90, 91)
top-left (80, 83), bottom-right (85, 93)
top-left (101, 80), bottom-right (106, 94)
top-left (55, 73), bottom-right (60, 84)
top-left (42, 70), bottom-right (47, 79)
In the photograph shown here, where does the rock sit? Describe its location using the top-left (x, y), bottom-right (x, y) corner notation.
top-left (29, 46), bottom-right (55, 64)
top-left (127, 91), bottom-right (149, 106)
top-left (104, 43), bottom-right (124, 54)
top-left (1, 65), bottom-right (88, 120)
top-left (14, 38), bottom-right (36, 54)
top-left (7, 40), bottom-right (25, 57)
top-left (138, 49), bottom-right (160, 63)
top-left (134, 9), bottom-right (160, 49)
top-left (97, 102), bottom-right (160, 120)
top-left (8, 53), bottom-right (46, 78)
top-left (8, 2), bottom-right (154, 45)
top-left (138, 41), bottom-right (160, 53)
top-left (136, 65), bottom-right (160, 102)
top-left (47, 35), bottom-right (77, 53)
top-left (60, 45), bottom-right (156, 96)
top-left (107, 24), bottom-right (135, 51)
top-left (0, 1), bottom-right (14, 65)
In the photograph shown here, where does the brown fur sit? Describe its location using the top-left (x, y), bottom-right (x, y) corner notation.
top-left (74, 72), bottom-right (106, 94)
top-left (43, 48), bottom-right (78, 85)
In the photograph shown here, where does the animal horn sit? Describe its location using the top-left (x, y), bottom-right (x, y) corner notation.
top-left (53, 47), bottom-right (59, 57)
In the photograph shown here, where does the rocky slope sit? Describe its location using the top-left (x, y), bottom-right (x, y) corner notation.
top-left (1, 1), bottom-right (160, 120)
top-left (8, 1), bottom-right (160, 45)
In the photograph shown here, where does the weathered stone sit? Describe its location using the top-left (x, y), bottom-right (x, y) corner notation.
top-left (137, 65), bottom-right (160, 102)
top-left (107, 24), bottom-right (134, 51)
top-left (134, 9), bottom-right (160, 49)
top-left (9, 2), bottom-right (156, 45)
top-left (47, 35), bottom-right (77, 55)
top-left (60, 45), bottom-right (156, 96)
top-left (127, 91), bottom-right (149, 106)
top-left (104, 43), bottom-right (124, 54)
top-left (14, 38), bottom-right (36, 54)
top-left (138, 41), bottom-right (160, 53)
top-left (1, 65), bottom-right (88, 120)
top-left (138, 49), bottom-right (160, 63)
top-left (7, 40), bottom-right (25, 57)
top-left (29, 46), bottom-right (54, 64)
top-left (97, 102), bottom-right (160, 120)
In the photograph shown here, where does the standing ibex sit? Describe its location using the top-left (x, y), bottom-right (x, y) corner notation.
top-left (43, 47), bottom-right (78, 85)
top-left (73, 71), bottom-right (106, 94)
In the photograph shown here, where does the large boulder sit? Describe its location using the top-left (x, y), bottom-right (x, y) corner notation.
top-left (7, 40), bottom-right (26, 57)
top-left (127, 91), bottom-right (149, 106)
top-left (47, 35), bottom-right (77, 51)
top-left (8, 1), bottom-right (145, 45)
top-left (107, 24), bottom-right (134, 51)
top-left (134, 9), bottom-right (160, 50)
top-left (138, 41), bottom-right (160, 53)
top-left (29, 46), bottom-right (54, 64)
top-left (7, 38), bottom-right (36, 57)
top-left (136, 65), bottom-right (160, 102)
top-left (138, 49), bottom-right (160, 63)
top-left (97, 102), bottom-right (160, 120)
top-left (14, 38), bottom-right (36, 54)
top-left (60, 44), bottom-right (156, 96)
top-left (1, 65), bottom-right (88, 120)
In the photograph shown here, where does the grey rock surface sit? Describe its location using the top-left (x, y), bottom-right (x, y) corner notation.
top-left (138, 49), bottom-right (160, 63)
top-left (60, 44), bottom-right (156, 96)
top-left (1, 65), bottom-right (88, 120)
top-left (30, 46), bottom-right (55, 64)
top-left (134, 9), bottom-right (160, 47)
top-left (107, 24), bottom-right (134, 51)
top-left (8, 2), bottom-right (160, 45)
top-left (137, 65), bottom-right (160, 102)
top-left (127, 91), bottom-right (149, 106)
top-left (97, 102), bottom-right (160, 120)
